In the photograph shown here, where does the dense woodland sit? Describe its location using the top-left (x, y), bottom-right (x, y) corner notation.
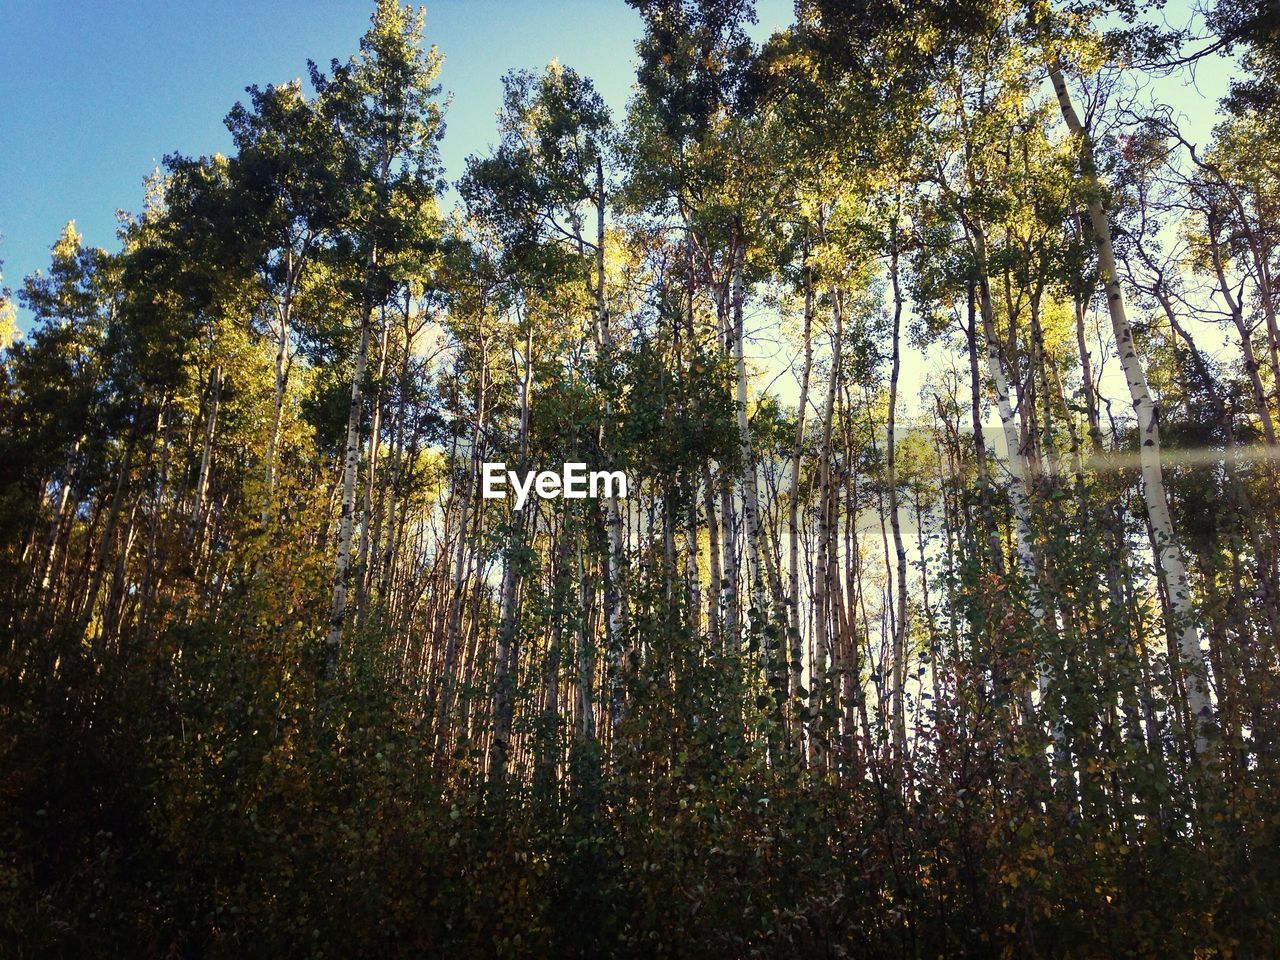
top-left (3, 0), bottom-right (1280, 956)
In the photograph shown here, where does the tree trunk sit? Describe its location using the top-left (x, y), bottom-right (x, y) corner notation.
top-left (788, 241), bottom-right (815, 749)
top-left (732, 235), bottom-right (764, 619)
top-left (489, 319), bottom-right (535, 782)
top-left (885, 223), bottom-right (910, 767)
top-left (1051, 60), bottom-right (1213, 755)
top-left (191, 365), bottom-right (222, 533)
top-left (325, 285), bottom-right (377, 666)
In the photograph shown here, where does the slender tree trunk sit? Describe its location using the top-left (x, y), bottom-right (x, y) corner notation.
top-left (886, 223), bottom-right (910, 767)
top-left (719, 469), bottom-right (740, 650)
top-left (810, 280), bottom-right (843, 769)
top-left (703, 465), bottom-right (723, 646)
top-left (972, 222), bottom-right (1043, 630)
top-left (788, 242), bottom-right (814, 750)
top-left (1051, 60), bottom-right (1213, 755)
top-left (489, 517), bottom-right (524, 781)
top-left (356, 314), bottom-right (392, 627)
top-left (731, 234), bottom-right (763, 620)
top-left (490, 320), bottom-right (535, 782)
top-left (965, 287), bottom-right (1005, 575)
top-left (435, 346), bottom-right (488, 767)
top-left (596, 158), bottom-right (627, 728)
top-left (325, 282), bottom-right (377, 666)
top-left (1208, 218), bottom-right (1278, 446)
top-left (263, 299), bottom-right (292, 527)
top-left (192, 365), bottom-right (222, 532)
top-left (78, 417), bottom-right (140, 644)
top-left (576, 530), bottom-right (597, 747)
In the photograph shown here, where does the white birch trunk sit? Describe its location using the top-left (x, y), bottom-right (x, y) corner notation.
top-left (1051, 60), bottom-right (1212, 754)
top-left (191, 365), bottom-right (222, 531)
top-left (886, 229), bottom-right (910, 765)
top-left (325, 296), bottom-right (375, 664)
top-left (732, 239), bottom-right (763, 615)
top-left (596, 158), bottom-right (627, 724)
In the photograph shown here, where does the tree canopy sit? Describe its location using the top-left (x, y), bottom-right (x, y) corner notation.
top-left (3, 1), bottom-right (1280, 956)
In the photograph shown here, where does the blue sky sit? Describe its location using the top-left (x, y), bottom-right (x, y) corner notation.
top-left (0, 0), bottom-right (1230, 330)
top-left (0, 0), bottom-right (794, 326)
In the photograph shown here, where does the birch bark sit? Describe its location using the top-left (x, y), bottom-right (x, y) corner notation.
top-left (1050, 60), bottom-right (1213, 754)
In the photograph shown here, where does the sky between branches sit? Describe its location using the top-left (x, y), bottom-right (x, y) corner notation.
top-left (0, 0), bottom-right (1238, 414)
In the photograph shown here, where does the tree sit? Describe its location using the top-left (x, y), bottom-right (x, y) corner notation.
top-left (318, 0), bottom-right (445, 665)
